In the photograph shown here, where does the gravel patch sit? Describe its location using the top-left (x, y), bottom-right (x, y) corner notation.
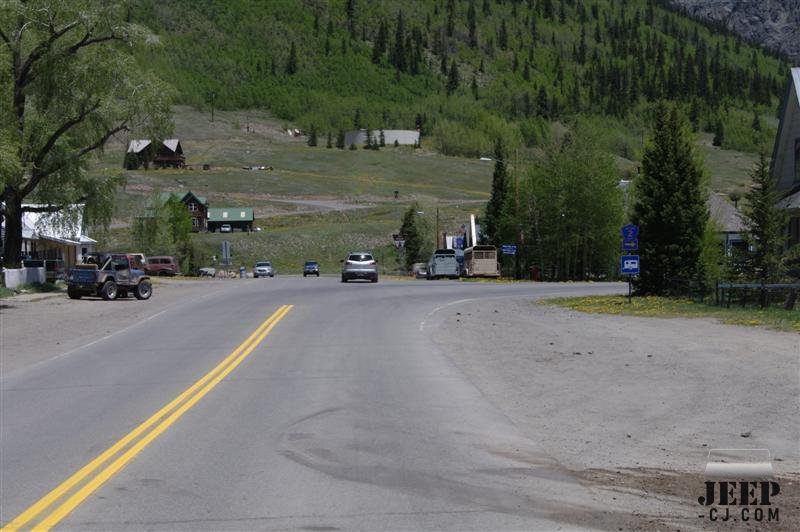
top-left (0, 279), bottom-right (232, 376)
top-left (430, 298), bottom-right (800, 529)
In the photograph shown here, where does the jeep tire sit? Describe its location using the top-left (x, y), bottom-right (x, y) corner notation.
top-left (67, 287), bottom-right (81, 300)
top-left (134, 280), bottom-right (153, 300)
top-left (101, 280), bottom-right (118, 301)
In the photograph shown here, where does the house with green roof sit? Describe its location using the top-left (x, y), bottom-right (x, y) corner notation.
top-left (207, 207), bottom-right (255, 233)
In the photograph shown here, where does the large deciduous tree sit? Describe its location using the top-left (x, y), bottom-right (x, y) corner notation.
top-left (1, 1), bottom-right (172, 269)
top-left (632, 102), bottom-right (708, 294)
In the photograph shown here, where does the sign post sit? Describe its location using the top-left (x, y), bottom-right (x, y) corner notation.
top-left (621, 224), bottom-right (640, 303)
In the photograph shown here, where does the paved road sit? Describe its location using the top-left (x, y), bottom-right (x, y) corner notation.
top-left (1, 279), bottom-right (625, 530)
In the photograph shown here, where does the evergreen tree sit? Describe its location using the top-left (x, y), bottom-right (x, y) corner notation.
top-left (285, 42), bottom-right (298, 75)
top-left (336, 129), bottom-right (346, 149)
top-left (712, 118), bottom-right (724, 147)
top-left (391, 10), bottom-right (407, 72)
top-left (446, 0), bottom-right (455, 37)
top-left (741, 153), bottom-right (788, 284)
top-left (364, 128), bottom-right (373, 149)
top-left (400, 202), bottom-right (428, 271)
top-left (467, 0), bottom-right (478, 48)
top-left (345, 0), bottom-right (357, 39)
top-left (632, 102), bottom-right (708, 295)
top-left (471, 74), bottom-right (479, 99)
top-left (372, 19), bottom-right (388, 63)
top-left (379, 130), bottom-right (386, 147)
top-left (446, 59), bottom-right (460, 95)
top-left (751, 110), bottom-right (762, 132)
top-left (326, 131), bottom-right (333, 148)
top-left (498, 20), bottom-right (508, 50)
top-left (307, 124), bottom-right (317, 147)
top-left (484, 139), bottom-right (509, 246)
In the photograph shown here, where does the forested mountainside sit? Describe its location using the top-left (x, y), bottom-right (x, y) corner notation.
top-left (133, 0), bottom-right (790, 158)
top-left (666, 0), bottom-right (800, 64)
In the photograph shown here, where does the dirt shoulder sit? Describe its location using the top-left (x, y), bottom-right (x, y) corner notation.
top-left (430, 298), bottom-right (800, 530)
top-left (0, 279), bottom-right (232, 377)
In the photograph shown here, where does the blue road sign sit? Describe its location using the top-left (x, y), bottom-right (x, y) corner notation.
top-left (621, 255), bottom-right (640, 275)
top-left (501, 244), bottom-right (517, 255)
top-left (622, 224), bottom-right (639, 251)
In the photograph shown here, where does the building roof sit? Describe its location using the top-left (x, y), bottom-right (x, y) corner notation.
top-left (127, 139), bottom-right (152, 153)
top-left (207, 207), bottom-right (254, 222)
top-left (709, 193), bottom-right (745, 233)
top-left (158, 191), bottom-right (208, 206)
top-left (770, 67), bottom-right (800, 192)
top-left (778, 188), bottom-right (800, 210)
top-left (162, 139), bottom-right (181, 152)
top-left (21, 205), bottom-right (93, 244)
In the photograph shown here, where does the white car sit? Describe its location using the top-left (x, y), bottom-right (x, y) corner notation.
top-left (220, 224), bottom-right (232, 233)
top-left (253, 261), bottom-right (275, 278)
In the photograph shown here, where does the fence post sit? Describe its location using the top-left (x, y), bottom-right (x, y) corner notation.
top-left (759, 281), bottom-right (767, 309)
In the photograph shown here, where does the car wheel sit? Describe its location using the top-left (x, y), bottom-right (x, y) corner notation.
top-left (316, 273), bottom-right (319, 277)
top-left (67, 287), bottom-right (81, 300)
top-left (135, 280), bottom-right (153, 300)
top-left (254, 274), bottom-right (258, 278)
top-left (158, 270), bottom-right (167, 276)
top-left (371, 277), bottom-right (378, 283)
top-left (101, 280), bottom-right (118, 301)
top-left (341, 276), bottom-right (347, 283)
top-left (303, 273), bottom-right (306, 277)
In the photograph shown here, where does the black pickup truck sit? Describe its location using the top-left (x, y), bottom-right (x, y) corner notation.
top-left (68, 253), bottom-right (152, 301)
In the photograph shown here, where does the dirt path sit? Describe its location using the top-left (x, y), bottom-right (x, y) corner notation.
top-left (430, 297), bottom-right (800, 530)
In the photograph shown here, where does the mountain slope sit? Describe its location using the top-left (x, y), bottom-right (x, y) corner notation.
top-left (666, 0), bottom-right (800, 64)
top-left (133, 0), bottom-right (789, 160)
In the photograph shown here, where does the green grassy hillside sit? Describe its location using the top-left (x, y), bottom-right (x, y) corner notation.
top-left (131, 0), bottom-right (788, 160)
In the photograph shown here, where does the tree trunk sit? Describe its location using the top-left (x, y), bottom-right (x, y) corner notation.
top-left (2, 188), bottom-right (24, 270)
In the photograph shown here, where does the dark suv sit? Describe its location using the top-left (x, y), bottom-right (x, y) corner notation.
top-left (303, 261), bottom-right (320, 277)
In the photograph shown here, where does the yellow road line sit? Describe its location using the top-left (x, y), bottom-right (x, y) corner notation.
top-left (2, 305), bottom-right (293, 531)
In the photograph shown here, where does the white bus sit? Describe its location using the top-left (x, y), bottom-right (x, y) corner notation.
top-left (462, 245), bottom-right (500, 278)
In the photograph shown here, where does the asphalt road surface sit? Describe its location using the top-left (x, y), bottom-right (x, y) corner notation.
top-left (1, 278), bottom-right (628, 530)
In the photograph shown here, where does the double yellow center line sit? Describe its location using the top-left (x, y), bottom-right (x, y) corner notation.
top-left (2, 304), bottom-right (293, 531)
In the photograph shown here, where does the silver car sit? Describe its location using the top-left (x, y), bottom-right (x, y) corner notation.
top-left (340, 252), bottom-right (378, 283)
top-left (253, 261), bottom-right (274, 278)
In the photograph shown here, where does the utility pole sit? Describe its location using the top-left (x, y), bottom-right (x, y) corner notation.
top-left (210, 92), bottom-right (216, 123)
top-left (514, 149), bottom-right (521, 280)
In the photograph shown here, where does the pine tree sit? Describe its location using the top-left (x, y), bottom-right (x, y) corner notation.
top-left (471, 74), bottom-right (479, 99)
top-left (484, 139), bottom-right (509, 246)
top-left (326, 131), bottom-right (333, 148)
top-left (336, 129), bottom-right (346, 149)
top-left (712, 118), bottom-right (724, 147)
top-left (741, 153), bottom-right (788, 285)
top-left (498, 20), bottom-right (508, 50)
top-left (379, 130), bottom-right (386, 147)
top-left (285, 42), bottom-right (298, 75)
top-left (632, 103), bottom-right (708, 295)
top-left (400, 202), bottom-right (427, 271)
top-left (307, 125), bottom-right (317, 147)
top-left (446, 59), bottom-right (460, 95)
top-left (345, 0), bottom-right (357, 39)
top-left (391, 10), bottom-right (407, 72)
top-left (372, 19), bottom-right (388, 63)
top-left (467, 0), bottom-right (478, 48)
top-left (364, 128), bottom-right (373, 149)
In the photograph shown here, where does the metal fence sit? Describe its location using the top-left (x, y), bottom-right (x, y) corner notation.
top-left (715, 282), bottom-right (800, 310)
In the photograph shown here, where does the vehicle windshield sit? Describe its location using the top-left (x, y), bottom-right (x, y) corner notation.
top-left (305, 262), bottom-right (318, 266)
top-left (348, 254), bottom-right (373, 262)
top-left (255, 262), bottom-right (271, 267)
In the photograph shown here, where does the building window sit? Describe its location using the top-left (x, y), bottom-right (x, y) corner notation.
top-left (192, 218), bottom-right (199, 227)
top-left (188, 202), bottom-right (197, 212)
